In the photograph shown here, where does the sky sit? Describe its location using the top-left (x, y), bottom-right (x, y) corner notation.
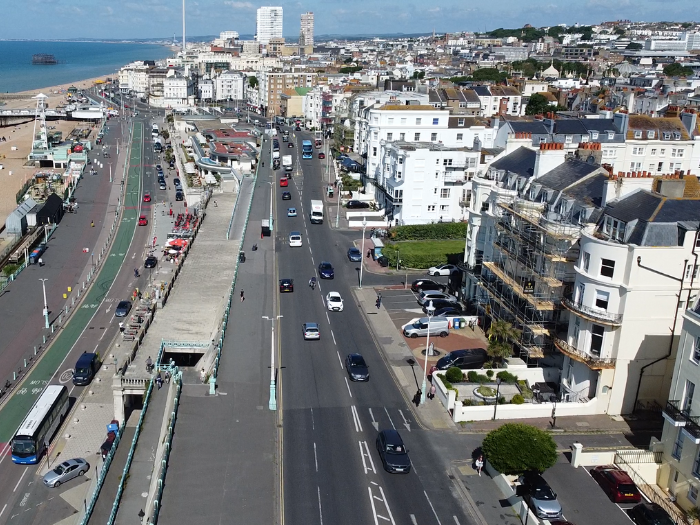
top-left (1, 0), bottom-right (697, 40)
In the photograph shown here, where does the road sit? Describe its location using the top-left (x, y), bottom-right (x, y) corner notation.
top-left (0, 106), bottom-right (174, 525)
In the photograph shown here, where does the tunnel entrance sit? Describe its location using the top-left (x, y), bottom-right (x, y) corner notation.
top-left (160, 350), bottom-right (206, 368)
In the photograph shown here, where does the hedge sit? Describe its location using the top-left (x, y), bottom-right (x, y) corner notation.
top-left (390, 222), bottom-right (467, 241)
top-left (381, 240), bottom-right (465, 270)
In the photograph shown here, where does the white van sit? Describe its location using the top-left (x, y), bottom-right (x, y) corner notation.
top-left (402, 316), bottom-right (450, 338)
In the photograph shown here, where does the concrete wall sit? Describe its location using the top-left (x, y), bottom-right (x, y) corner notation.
top-left (452, 397), bottom-right (601, 422)
top-left (484, 459), bottom-right (541, 525)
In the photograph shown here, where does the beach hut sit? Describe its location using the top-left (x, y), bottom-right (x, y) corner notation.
top-left (6, 198), bottom-right (38, 236)
top-left (36, 194), bottom-right (64, 226)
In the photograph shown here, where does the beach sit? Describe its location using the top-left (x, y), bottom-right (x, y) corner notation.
top-left (0, 76), bottom-right (108, 231)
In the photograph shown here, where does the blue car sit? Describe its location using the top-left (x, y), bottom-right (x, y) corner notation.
top-left (347, 247), bottom-right (362, 262)
top-left (318, 262), bottom-right (334, 279)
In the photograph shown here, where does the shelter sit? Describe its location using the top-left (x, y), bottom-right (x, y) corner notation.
top-left (6, 198), bottom-right (38, 236)
top-left (36, 194), bottom-right (64, 226)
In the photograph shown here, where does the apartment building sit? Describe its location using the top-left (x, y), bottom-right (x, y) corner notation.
top-left (214, 71), bottom-right (246, 102)
top-left (473, 86), bottom-right (522, 117)
top-left (118, 61), bottom-right (151, 96)
top-left (300, 12), bottom-right (314, 47)
top-left (256, 6), bottom-right (283, 45)
top-left (303, 86), bottom-right (351, 129)
top-left (162, 74), bottom-right (195, 108)
top-left (258, 70), bottom-right (317, 117)
top-left (428, 88), bottom-right (481, 115)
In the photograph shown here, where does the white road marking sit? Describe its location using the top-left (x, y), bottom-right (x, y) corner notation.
top-left (452, 516), bottom-right (462, 524)
top-left (317, 486), bottom-right (324, 525)
top-left (344, 377), bottom-right (352, 397)
top-left (369, 408), bottom-right (379, 432)
top-left (384, 407), bottom-right (396, 430)
top-left (13, 467), bottom-right (28, 492)
top-left (69, 385), bottom-right (76, 396)
top-left (331, 330), bottom-right (336, 346)
top-left (350, 405), bottom-right (363, 432)
top-left (314, 443), bottom-right (319, 472)
top-left (398, 410), bottom-right (412, 432)
top-left (0, 504), bottom-right (7, 518)
top-left (410, 515), bottom-right (417, 524)
top-left (424, 491), bottom-right (442, 525)
top-left (325, 311), bottom-right (330, 325)
top-left (358, 441), bottom-right (376, 475)
top-left (337, 351), bottom-right (343, 369)
top-left (310, 407), bottom-right (315, 430)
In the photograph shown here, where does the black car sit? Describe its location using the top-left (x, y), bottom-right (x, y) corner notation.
top-left (115, 300), bottom-right (132, 317)
top-left (376, 430), bottom-right (411, 474)
top-left (175, 191), bottom-right (184, 201)
top-left (629, 503), bottom-right (675, 525)
top-left (435, 348), bottom-right (488, 370)
top-left (144, 256), bottom-right (158, 268)
top-left (433, 306), bottom-right (464, 317)
top-left (318, 262), bottom-right (334, 279)
top-left (347, 247), bottom-right (362, 262)
top-left (345, 353), bottom-right (369, 381)
top-left (424, 299), bottom-right (459, 313)
top-left (346, 200), bottom-right (370, 209)
top-left (279, 279), bottom-right (294, 293)
top-left (282, 191), bottom-right (291, 200)
top-left (411, 279), bottom-right (446, 293)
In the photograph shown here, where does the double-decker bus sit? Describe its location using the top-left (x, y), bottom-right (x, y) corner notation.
top-left (314, 130), bottom-right (323, 149)
top-left (302, 140), bottom-right (314, 159)
top-left (12, 385), bottom-right (70, 464)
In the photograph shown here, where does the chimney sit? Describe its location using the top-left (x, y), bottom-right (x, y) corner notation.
top-left (534, 142), bottom-right (567, 179)
top-left (658, 177), bottom-right (687, 198)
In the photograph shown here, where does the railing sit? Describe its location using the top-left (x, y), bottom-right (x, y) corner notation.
top-left (662, 400), bottom-right (687, 424)
top-left (553, 337), bottom-right (616, 369)
top-left (78, 425), bottom-right (123, 525)
top-left (614, 449), bottom-right (662, 464)
top-left (562, 296), bottom-right (623, 325)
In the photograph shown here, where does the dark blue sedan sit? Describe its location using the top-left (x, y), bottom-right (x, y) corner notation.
top-left (318, 262), bottom-right (334, 279)
top-left (347, 247), bottom-right (362, 262)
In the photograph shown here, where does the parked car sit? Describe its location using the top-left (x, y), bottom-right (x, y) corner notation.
top-left (159, 181), bottom-right (167, 190)
top-left (403, 316), bottom-right (450, 338)
top-left (138, 215), bottom-right (148, 226)
top-left (318, 262), bottom-right (334, 279)
top-left (115, 300), bottom-right (132, 317)
top-left (280, 178), bottom-right (288, 187)
top-left (326, 292), bottom-right (344, 311)
top-left (303, 322), bottom-right (320, 340)
top-left (411, 279), bottom-right (446, 293)
top-left (435, 348), bottom-right (488, 370)
top-left (345, 353), bottom-right (369, 381)
top-left (173, 177), bottom-right (182, 187)
top-left (279, 279), bottom-right (294, 293)
top-left (287, 207), bottom-right (297, 217)
top-left (346, 200), bottom-right (370, 209)
top-left (417, 291), bottom-right (458, 306)
top-left (376, 430), bottom-right (411, 473)
top-left (43, 458), bottom-right (90, 488)
top-left (288, 142), bottom-right (294, 148)
top-left (519, 472), bottom-right (563, 520)
top-left (155, 164), bottom-right (162, 171)
top-left (629, 503), bottom-right (675, 525)
top-left (433, 306), bottom-right (464, 317)
top-left (590, 465), bottom-right (642, 503)
top-left (282, 191), bottom-right (291, 200)
top-left (144, 256), bottom-right (158, 268)
top-left (347, 247), bottom-right (362, 262)
top-left (424, 299), bottom-right (460, 314)
top-left (175, 191), bottom-right (184, 201)
top-left (427, 263), bottom-right (460, 276)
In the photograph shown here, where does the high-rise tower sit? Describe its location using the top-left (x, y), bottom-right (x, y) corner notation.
top-left (256, 6), bottom-right (283, 45)
top-left (300, 12), bottom-right (314, 47)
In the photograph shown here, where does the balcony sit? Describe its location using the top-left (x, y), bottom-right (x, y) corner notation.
top-left (553, 337), bottom-right (616, 370)
top-left (682, 416), bottom-right (700, 444)
top-left (444, 171), bottom-right (467, 183)
top-left (662, 400), bottom-right (687, 427)
top-left (562, 296), bottom-right (623, 326)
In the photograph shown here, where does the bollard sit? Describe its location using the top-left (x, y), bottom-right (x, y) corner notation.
top-left (13, 372), bottom-right (16, 381)
top-left (65, 305), bottom-right (68, 314)
top-left (24, 359), bottom-right (27, 368)
top-left (51, 324), bottom-right (54, 333)
top-left (34, 346), bottom-right (37, 355)
top-left (43, 335), bottom-right (46, 344)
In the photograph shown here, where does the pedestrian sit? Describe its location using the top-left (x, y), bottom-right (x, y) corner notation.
top-left (164, 370), bottom-right (171, 384)
top-left (261, 230), bottom-right (264, 239)
top-left (156, 372), bottom-right (163, 389)
top-left (91, 220), bottom-right (94, 227)
top-left (200, 368), bottom-right (206, 383)
top-left (412, 389), bottom-right (422, 407)
top-left (376, 292), bottom-right (382, 309)
top-left (240, 290), bottom-right (245, 302)
top-left (428, 365), bottom-right (438, 382)
top-left (38, 257), bottom-right (44, 267)
top-left (146, 356), bottom-right (153, 373)
top-left (475, 455), bottom-right (484, 476)
top-left (429, 383), bottom-right (436, 400)
top-left (367, 249), bottom-right (371, 259)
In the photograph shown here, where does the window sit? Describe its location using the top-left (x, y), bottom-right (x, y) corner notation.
top-left (658, 162), bottom-right (664, 172)
top-left (693, 448), bottom-right (700, 480)
top-left (398, 157), bottom-right (403, 165)
top-left (600, 258), bottom-right (615, 278)
top-left (660, 148), bottom-right (666, 156)
top-left (435, 171), bottom-right (440, 179)
top-left (672, 428), bottom-right (684, 460)
top-left (693, 337), bottom-right (700, 364)
top-left (427, 205), bottom-right (435, 212)
top-left (572, 317), bottom-right (580, 347)
top-left (457, 133), bottom-right (463, 141)
top-left (443, 159), bottom-right (453, 166)
top-left (590, 324), bottom-right (604, 355)
top-left (686, 264), bottom-right (699, 280)
top-left (608, 131), bottom-right (615, 139)
top-left (386, 133), bottom-right (393, 141)
top-left (372, 147), bottom-right (377, 157)
top-left (440, 188), bottom-right (450, 199)
top-left (431, 133), bottom-right (438, 142)
top-left (632, 147), bottom-right (645, 156)
top-left (432, 118), bottom-right (439, 125)
top-left (399, 133), bottom-right (405, 141)
top-left (651, 149), bottom-right (657, 155)
top-left (388, 118), bottom-right (394, 124)
top-left (595, 290), bottom-right (609, 310)
top-left (394, 189), bottom-right (403, 200)
top-left (440, 204), bottom-right (449, 211)
top-left (630, 161), bottom-right (642, 171)
top-left (591, 131), bottom-right (599, 139)
top-left (634, 130), bottom-right (643, 138)
top-left (565, 135), bottom-right (573, 144)
top-left (416, 118), bottom-right (422, 125)
top-left (647, 130), bottom-right (655, 139)
top-left (400, 118), bottom-right (407, 125)
top-left (458, 118), bottom-right (465, 127)
top-left (414, 133), bottom-right (420, 141)
top-left (684, 380), bottom-right (696, 413)
top-left (690, 483), bottom-right (700, 500)
top-left (373, 131), bottom-right (378, 139)
top-left (582, 252), bottom-right (590, 273)
top-left (603, 216), bottom-right (626, 241)
top-left (672, 148), bottom-right (685, 158)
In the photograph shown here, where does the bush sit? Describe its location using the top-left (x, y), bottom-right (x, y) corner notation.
top-left (467, 371), bottom-right (491, 383)
top-left (496, 371), bottom-right (518, 384)
top-left (445, 367), bottom-right (464, 384)
top-left (486, 370), bottom-right (494, 378)
top-left (482, 423), bottom-right (558, 475)
top-left (483, 362), bottom-right (493, 369)
top-left (462, 398), bottom-right (473, 406)
top-left (511, 394), bottom-right (525, 405)
top-left (2, 264), bottom-right (19, 277)
top-left (391, 222), bottom-right (468, 241)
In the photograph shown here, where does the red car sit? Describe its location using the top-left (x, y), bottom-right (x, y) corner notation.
top-left (143, 193), bottom-right (151, 202)
top-left (138, 215), bottom-right (148, 226)
top-left (590, 465), bottom-right (642, 503)
top-left (318, 152), bottom-right (325, 159)
top-left (280, 178), bottom-right (288, 187)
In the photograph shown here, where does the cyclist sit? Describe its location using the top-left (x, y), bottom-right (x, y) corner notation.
top-left (309, 276), bottom-right (316, 290)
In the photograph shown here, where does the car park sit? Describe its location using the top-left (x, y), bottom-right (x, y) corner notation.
top-left (289, 232), bottom-right (302, 247)
top-left (376, 430), bottom-right (410, 474)
top-left (629, 503), bottom-right (675, 525)
top-left (138, 215), bottom-right (148, 226)
top-left (282, 191), bottom-right (291, 200)
top-left (280, 178), bottom-right (288, 187)
top-left (326, 292), bottom-right (344, 311)
top-left (303, 322), bottom-right (320, 340)
top-left (115, 300), bottom-right (132, 317)
top-left (346, 200), bottom-right (370, 209)
top-left (345, 353), bottom-right (369, 381)
top-left (590, 465), bottom-right (642, 503)
top-left (435, 348), bottom-right (488, 370)
top-left (417, 291), bottom-right (458, 305)
top-left (519, 472), bottom-right (563, 520)
top-left (144, 256), bottom-right (158, 268)
top-left (427, 263), bottom-right (460, 276)
top-left (287, 208), bottom-right (297, 217)
top-left (318, 262), bottom-right (334, 279)
top-left (279, 279), bottom-right (294, 293)
top-left (411, 279), bottom-right (446, 293)
top-left (43, 458), bottom-right (89, 488)
top-left (143, 193), bottom-right (151, 202)
top-left (347, 247), bottom-right (362, 262)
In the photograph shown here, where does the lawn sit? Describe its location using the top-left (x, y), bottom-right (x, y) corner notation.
top-left (381, 240), bottom-right (465, 269)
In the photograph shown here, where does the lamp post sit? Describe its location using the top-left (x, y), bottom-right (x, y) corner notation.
top-left (493, 378), bottom-right (502, 420)
top-left (335, 180), bottom-right (343, 228)
top-left (262, 315), bottom-right (283, 410)
top-left (39, 278), bottom-right (49, 329)
top-left (266, 180), bottom-right (274, 234)
top-left (359, 217), bottom-right (367, 289)
top-left (420, 301), bottom-right (435, 405)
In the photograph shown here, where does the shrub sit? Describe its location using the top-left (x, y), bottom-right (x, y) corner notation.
top-left (482, 423), bottom-right (558, 475)
top-left (486, 370), bottom-right (494, 379)
top-left (483, 362), bottom-right (493, 369)
top-left (496, 371), bottom-right (518, 384)
top-left (2, 264), bottom-right (19, 277)
top-left (462, 398), bottom-right (473, 406)
top-left (445, 367), bottom-right (464, 384)
top-left (511, 394), bottom-right (525, 405)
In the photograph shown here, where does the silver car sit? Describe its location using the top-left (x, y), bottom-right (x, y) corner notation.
top-left (43, 458), bottom-right (89, 487)
top-left (303, 322), bottom-right (320, 340)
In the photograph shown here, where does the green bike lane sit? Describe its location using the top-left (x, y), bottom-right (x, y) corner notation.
top-left (0, 122), bottom-right (144, 444)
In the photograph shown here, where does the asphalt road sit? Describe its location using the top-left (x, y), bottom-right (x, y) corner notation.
top-left (278, 129), bottom-right (472, 525)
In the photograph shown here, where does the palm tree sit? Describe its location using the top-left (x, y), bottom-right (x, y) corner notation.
top-left (487, 320), bottom-right (519, 365)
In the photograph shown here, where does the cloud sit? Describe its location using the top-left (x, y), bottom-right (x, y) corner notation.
top-left (224, 1), bottom-right (255, 9)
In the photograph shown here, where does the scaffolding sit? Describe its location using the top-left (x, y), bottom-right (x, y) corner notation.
top-left (476, 198), bottom-right (581, 362)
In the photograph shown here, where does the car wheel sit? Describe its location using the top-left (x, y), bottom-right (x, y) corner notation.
top-left (433, 271), bottom-right (440, 276)
top-left (410, 333), bottom-right (418, 339)
top-left (79, 469), bottom-right (86, 476)
top-left (439, 331), bottom-right (448, 337)
top-left (53, 481), bottom-right (61, 488)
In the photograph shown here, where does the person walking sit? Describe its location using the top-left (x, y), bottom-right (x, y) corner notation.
top-left (156, 372), bottom-right (163, 389)
top-left (164, 370), bottom-right (171, 384)
top-left (428, 383), bottom-right (436, 400)
top-left (475, 455), bottom-right (484, 476)
top-left (376, 292), bottom-right (382, 309)
top-left (146, 356), bottom-right (153, 373)
top-left (200, 368), bottom-right (206, 383)
top-left (91, 220), bottom-right (94, 227)
top-left (240, 290), bottom-right (245, 302)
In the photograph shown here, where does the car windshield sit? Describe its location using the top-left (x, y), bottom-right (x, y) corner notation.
top-left (53, 464), bottom-right (68, 475)
top-left (321, 263), bottom-right (331, 269)
top-left (330, 296), bottom-right (340, 302)
top-left (11, 439), bottom-right (35, 455)
top-left (532, 484), bottom-right (556, 500)
top-left (350, 356), bottom-right (366, 367)
top-left (76, 367), bottom-right (90, 375)
top-left (386, 442), bottom-right (404, 454)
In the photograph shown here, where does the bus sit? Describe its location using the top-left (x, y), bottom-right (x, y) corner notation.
top-left (12, 385), bottom-right (70, 464)
top-left (302, 140), bottom-right (313, 159)
top-left (314, 130), bottom-right (323, 149)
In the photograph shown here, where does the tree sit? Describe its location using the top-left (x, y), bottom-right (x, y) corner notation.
top-left (482, 423), bottom-right (558, 475)
top-left (248, 76), bottom-right (258, 89)
top-left (525, 93), bottom-right (552, 116)
top-left (625, 42), bottom-right (642, 50)
top-left (664, 63), bottom-right (694, 77)
top-left (487, 320), bottom-right (519, 363)
top-left (469, 68), bottom-right (507, 83)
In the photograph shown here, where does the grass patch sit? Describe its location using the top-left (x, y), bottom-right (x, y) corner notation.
top-left (382, 240), bottom-right (465, 269)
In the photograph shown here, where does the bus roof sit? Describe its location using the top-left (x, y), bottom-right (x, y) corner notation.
top-left (302, 140), bottom-right (313, 146)
top-left (14, 385), bottom-right (67, 438)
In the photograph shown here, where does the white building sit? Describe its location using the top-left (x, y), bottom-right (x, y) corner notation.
top-left (198, 79), bottom-right (214, 101)
top-left (118, 62), bottom-right (151, 96)
top-left (300, 12), bottom-right (314, 47)
top-left (473, 85), bottom-right (523, 117)
top-left (256, 6), bottom-right (283, 45)
top-left (214, 71), bottom-right (246, 102)
top-left (162, 73), bottom-right (195, 108)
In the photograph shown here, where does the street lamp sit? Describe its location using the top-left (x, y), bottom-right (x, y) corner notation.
top-left (359, 217), bottom-right (367, 289)
top-left (335, 179), bottom-right (343, 228)
top-left (262, 315), bottom-right (283, 410)
top-left (266, 180), bottom-right (274, 234)
top-left (39, 278), bottom-right (49, 329)
top-left (420, 300), bottom-right (435, 405)
top-left (493, 378), bottom-right (502, 420)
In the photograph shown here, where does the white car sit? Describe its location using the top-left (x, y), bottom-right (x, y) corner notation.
top-left (427, 264), bottom-right (459, 276)
top-left (326, 292), bottom-right (344, 312)
top-left (289, 231), bottom-right (302, 247)
top-left (303, 322), bottom-right (320, 340)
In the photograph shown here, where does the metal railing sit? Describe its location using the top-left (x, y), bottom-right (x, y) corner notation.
top-left (562, 296), bottom-right (623, 325)
top-left (663, 400), bottom-right (687, 423)
top-left (553, 337), bottom-right (616, 369)
top-left (78, 425), bottom-right (123, 525)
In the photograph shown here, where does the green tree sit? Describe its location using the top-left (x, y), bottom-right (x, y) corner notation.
top-left (469, 68), bottom-right (507, 83)
top-left (161, 129), bottom-right (170, 140)
top-left (525, 93), bottom-right (552, 115)
top-left (412, 71), bottom-right (425, 80)
top-left (664, 63), bottom-right (694, 77)
top-left (614, 27), bottom-right (626, 36)
top-left (248, 76), bottom-right (258, 89)
top-left (487, 320), bottom-right (519, 363)
top-left (625, 42), bottom-right (642, 50)
top-left (482, 423), bottom-right (558, 475)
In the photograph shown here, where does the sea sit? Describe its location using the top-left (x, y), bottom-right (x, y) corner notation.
top-left (0, 41), bottom-right (173, 93)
